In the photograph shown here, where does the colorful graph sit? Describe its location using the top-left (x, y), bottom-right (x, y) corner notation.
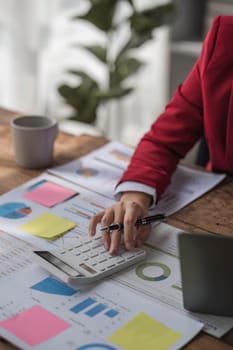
top-left (30, 276), bottom-right (77, 296)
top-left (65, 203), bottom-right (96, 220)
top-left (136, 262), bottom-right (171, 281)
top-left (110, 149), bottom-right (131, 162)
top-left (83, 198), bottom-right (105, 210)
top-left (76, 167), bottom-right (99, 177)
top-left (70, 297), bottom-right (119, 319)
top-left (0, 202), bottom-right (31, 219)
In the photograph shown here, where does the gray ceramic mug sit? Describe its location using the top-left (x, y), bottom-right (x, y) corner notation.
top-left (11, 115), bottom-right (58, 169)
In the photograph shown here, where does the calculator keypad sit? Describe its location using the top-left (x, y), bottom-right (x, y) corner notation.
top-left (53, 235), bottom-right (146, 278)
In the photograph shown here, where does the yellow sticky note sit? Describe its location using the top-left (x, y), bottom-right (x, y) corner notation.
top-left (108, 312), bottom-right (182, 350)
top-left (20, 212), bottom-right (76, 239)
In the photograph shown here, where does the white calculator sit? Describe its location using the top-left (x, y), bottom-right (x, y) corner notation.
top-left (32, 235), bottom-right (146, 285)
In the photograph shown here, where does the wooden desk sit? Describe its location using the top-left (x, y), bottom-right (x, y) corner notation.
top-left (1, 107), bottom-right (233, 350)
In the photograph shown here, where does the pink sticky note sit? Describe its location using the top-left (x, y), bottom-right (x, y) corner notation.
top-left (0, 305), bottom-right (70, 346)
top-left (24, 181), bottom-right (77, 207)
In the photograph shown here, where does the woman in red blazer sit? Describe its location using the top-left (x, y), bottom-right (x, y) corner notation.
top-left (89, 16), bottom-right (233, 254)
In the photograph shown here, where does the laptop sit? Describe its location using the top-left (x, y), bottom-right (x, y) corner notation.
top-left (178, 232), bottom-right (233, 317)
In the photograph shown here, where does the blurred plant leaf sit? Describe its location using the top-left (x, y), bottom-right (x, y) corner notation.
top-left (73, 0), bottom-right (118, 32)
top-left (130, 3), bottom-right (175, 34)
top-left (96, 86), bottom-right (133, 100)
top-left (117, 32), bottom-right (153, 61)
top-left (59, 84), bottom-right (100, 123)
top-left (58, 71), bottom-right (101, 123)
top-left (81, 44), bottom-right (107, 63)
top-left (67, 71), bottom-right (100, 100)
top-left (58, 1), bottom-right (175, 123)
top-left (89, 0), bottom-right (134, 8)
top-left (110, 57), bottom-right (143, 87)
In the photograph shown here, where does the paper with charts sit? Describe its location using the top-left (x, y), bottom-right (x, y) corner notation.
top-left (0, 139), bottom-right (229, 348)
top-left (0, 140), bottom-right (225, 250)
top-left (49, 141), bottom-right (226, 213)
top-left (0, 172), bottom-right (115, 250)
top-left (0, 264), bottom-right (203, 350)
top-left (112, 222), bottom-right (233, 338)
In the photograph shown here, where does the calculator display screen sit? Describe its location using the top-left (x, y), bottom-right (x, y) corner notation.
top-left (34, 251), bottom-right (82, 277)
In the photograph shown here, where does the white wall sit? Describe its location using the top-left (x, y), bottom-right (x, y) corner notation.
top-left (101, 26), bottom-right (170, 145)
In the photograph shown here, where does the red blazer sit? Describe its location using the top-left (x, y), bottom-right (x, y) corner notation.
top-left (120, 16), bottom-right (233, 199)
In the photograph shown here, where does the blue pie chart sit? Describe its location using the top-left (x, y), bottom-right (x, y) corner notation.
top-left (0, 202), bottom-right (32, 219)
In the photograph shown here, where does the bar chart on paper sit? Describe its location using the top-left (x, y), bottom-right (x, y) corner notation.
top-left (70, 297), bottom-right (119, 319)
top-left (0, 266), bottom-right (203, 350)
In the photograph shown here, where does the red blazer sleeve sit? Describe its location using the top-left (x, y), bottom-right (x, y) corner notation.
top-left (119, 17), bottom-right (221, 199)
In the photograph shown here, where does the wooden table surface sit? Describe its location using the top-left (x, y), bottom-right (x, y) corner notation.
top-left (1, 107), bottom-right (233, 350)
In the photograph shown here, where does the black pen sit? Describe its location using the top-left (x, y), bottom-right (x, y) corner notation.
top-left (100, 213), bottom-right (166, 232)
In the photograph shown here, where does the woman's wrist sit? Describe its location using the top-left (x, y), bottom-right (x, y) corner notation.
top-left (120, 191), bottom-right (152, 209)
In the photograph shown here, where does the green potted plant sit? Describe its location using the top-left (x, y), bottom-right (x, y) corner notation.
top-left (58, 0), bottom-right (175, 126)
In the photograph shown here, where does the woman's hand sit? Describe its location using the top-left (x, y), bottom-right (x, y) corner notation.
top-left (89, 191), bottom-right (152, 255)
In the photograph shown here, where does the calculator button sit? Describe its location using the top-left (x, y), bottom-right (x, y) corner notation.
top-left (122, 251), bottom-right (138, 259)
top-left (89, 251), bottom-right (98, 258)
top-left (89, 241), bottom-right (102, 249)
top-left (110, 256), bottom-right (125, 264)
top-left (96, 256), bottom-right (107, 263)
top-left (78, 246), bottom-right (90, 253)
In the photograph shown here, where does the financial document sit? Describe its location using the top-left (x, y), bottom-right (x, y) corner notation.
top-left (0, 140), bottom-right (229, 347)
top-left (0, 230), bottom-right (36, 280)
top-left (0, 265), bottom-right (203, 350)
top-left (0, 222), bottom-right (232, 339)
top-left (112, 223), bottom-right (233, 338)
top-left (0, 173), bottom-right (115, 250)
top-left (155, 165), bottom-right (225, 215)
top-left (49, 141), bottom-right (226, 212)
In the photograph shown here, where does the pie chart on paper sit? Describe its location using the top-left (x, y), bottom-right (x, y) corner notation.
top-left (0, 202), bottom-right (32, 219)
top-left (76, 167), bottom-right (99, 177)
